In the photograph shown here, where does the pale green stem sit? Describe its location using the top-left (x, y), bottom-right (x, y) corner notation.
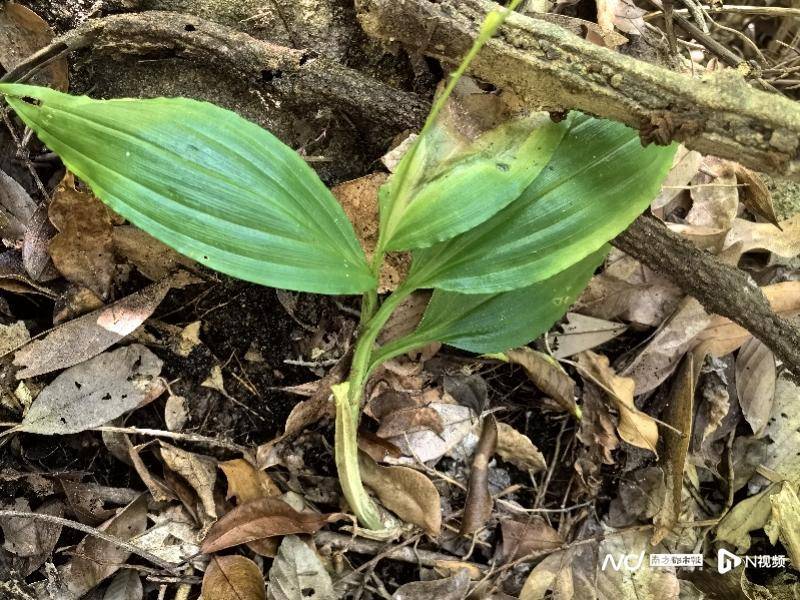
top-left (335, 283), bottom-right (414, 528)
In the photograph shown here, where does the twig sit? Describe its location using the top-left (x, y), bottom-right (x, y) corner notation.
top-left (0, 510), bottom-right (178, 572)
top-left (92, 425), bottom-right (252, 456)
top-left (645, 5), bottom-right (800, 19)
top-left (613, 215), bottom-right (800, 375)
top-left (357, 0), bottom-right (800, 179)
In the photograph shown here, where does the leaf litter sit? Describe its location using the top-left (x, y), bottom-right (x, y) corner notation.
top-left (1, 30), bottom-right (800, 600)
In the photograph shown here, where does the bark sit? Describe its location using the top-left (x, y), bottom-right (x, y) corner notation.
top-left (356, 0), bottom-right (800, 180)
top-left (614, 215), bottom-right (800, 374)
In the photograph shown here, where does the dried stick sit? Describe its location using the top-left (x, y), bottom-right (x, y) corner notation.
top-left (356, 0), bottom-right (800, 179)
top-left (613, 215), bottom-right (800, 374)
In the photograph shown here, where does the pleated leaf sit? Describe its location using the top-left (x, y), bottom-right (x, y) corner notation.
top-left (406, 114), bottom-right (676, 294)
top-left (379, 111), bottom-right (567, 252)
top-left (375, 248), bottom-right (606, 359)
top-left (0, 84), bottom-right (374, 295)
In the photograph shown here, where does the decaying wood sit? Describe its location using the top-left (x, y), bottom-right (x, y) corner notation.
top-left (356, 0), bottom-right (800, 180)
top-left (2, 11), bottom-right (429, 131)
top-left (614, 215), bottom-right (800, 375)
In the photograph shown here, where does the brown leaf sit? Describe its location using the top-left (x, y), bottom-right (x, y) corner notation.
top-left (65, 495), bottom-right (148, 597)
top-left (48, 173), bottom-right (115, 298)
top-left (13, 273), bottom-right (191, 378)
top-left (550, 313), bottom-right (627, 359)
top-left (652, 146), bottom-right (703, 211)
top-left (734, 165), bottom-right (781, 228)
top-left (103, 569), bottom-right (143, 600)
top-left (495, 423), bottom-right (546, 473)
top-left (501, 517), bottom-right (563, 562)
top-left (724, 213), bottom-right (800, 257)
top-left (695, 281), bottom-right (800, 356)
top-left (112, 225), bottom-right (198, 281)
top-left (686, 157), bottom-right (739, 231)
top-left (357, 429), bottom-right (402, 462)
top-left (220, 458), bottom-right (281, 503)
top-left (359, 451), bottom-right (442, 536)
top-left (460, 417), bottom-right (497, 536)
top-left (377, 291), bottom-right (431, 345)
top-left (0, 168), bottom-right (36, 242)
top-left (0, 2), bottom-right (68, 89)
top-left (15, 344), bottom-right (164, 435)
top-left (622, 297), bottom-right (710, 395)
top-left (1, 498), bottom-right (63, 558)
top-left (22, 204), bottom-right (58, 282)
top-left (735, 338), bottom-right (776, 436)
top-left (128, 443), bottom-right (177, 504)
top-left (652, 354), bottom-right (695, 545)
top-left (577, 351), bottom-right (659, 454)
top-left (201, 555), bottom-right (265, 600)
top-left (332, 173), bottom-right (410, 293)
top-left (200, 498), bottom-right (342, 554)
top-left (376, 405), bottom-right (444, 438)
top-left (393, 570), bottom-right (470, 600)
top-left (505, 347), bottom-right (577, 416)
top-left (158, 442), bottom-right (218, 521)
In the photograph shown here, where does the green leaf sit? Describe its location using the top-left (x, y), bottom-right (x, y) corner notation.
top-left (406, 114), bottom-right (676, 293)
top-left (0, 83), bottom-right (374, 295)
top-left (379, 112), bottom-right (567, 252)
top-left (374, 248), bottom-right (606, 361)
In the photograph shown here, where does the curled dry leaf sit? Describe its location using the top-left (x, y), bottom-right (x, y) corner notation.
top-left (0, 167), bottom-right (36, 242)
top-left (359, 451), bottom-right (442, 536)
top-left (267, 534), bottom-right (334, 600)
top-left (102, 569), bottom-right (143, 600)
top-left (12, 344), bottom-right (164, 435)
top-left (201, 497), bottom-right (343, 554)
top-left (576, 351), bottom-right (659, 454)
top-left (392, 570), bottom-right (470, 600)
top-left (550, 313), bottom-right (627, 359)
top-left (495, 423), bottom-right (546, 473)
top-left (14, 273), bottom-right (191, 378)
top-left (460, 416), bottom-right (497, 536)
top-left (65, 495), bottom-right (147, 597)
top-left (48, 173), bottom-right (116, 299)
top-left (202, 555), bottom-right (266, 600)
top-left (735, 338), bottom-right (776, 437)
top-left (0, 2), bottom-right (68, 89)
top-left (158, 442), bottom-right (218, 521)
top-left (734, 164), bottom-right (781, 228)
top-left (505, 347), bottom-right (578, 416)
top-left (501, 517), bottom-right (562, 562)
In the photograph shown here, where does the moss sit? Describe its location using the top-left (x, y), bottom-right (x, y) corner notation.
top-left (763, 173), bottom-right (800, 220)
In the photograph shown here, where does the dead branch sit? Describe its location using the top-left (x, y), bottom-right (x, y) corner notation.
top-left (614, 215), bottom-right (800, 374)
top-left (1, 11), bottom-right (429, 131)
top-left (356, 0), bottom-right (800, 180)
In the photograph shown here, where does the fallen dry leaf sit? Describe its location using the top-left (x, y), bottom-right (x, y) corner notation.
top-left (575, 384), bottom-right (619, 497)
top-left (202, 555), bottom-right (266, 600)
top-left (220, 458), bottom-right (281, 503)
top-left (129, 443), bottom-right (177, 504)
top-left (695, 281), bottom-right (800, 357)
top-left (652, 145), bottom-right (702, 211)
top-left (765, 483), bottom-right (800, 568)
top-left (519, 549), bottom-right (574, 600)
top-left (0, 2), bottom-right (68, 89)
top-left (460, 416), bottom-right (497, 536)
top-left (332, 173), bottom-right (410, 292)
top-left (65, 495), bottom-right (147, 597)
top-left (724, 213), bottom-right (800, 257)
top-left (385, 401), bottom-right (476, 463)
top-left (735, 338), bottom-right (776, 437)
top-left (359, 451), bottom-right (442, 536)
top-left (48, 173), bottom-right (116, 299)
top-left (103, 569), bottom-right (143, 600)
top-left (267, 534), bottom-right (334, 600)
top-left (734, 164), bottom-right (781, 228)
top-left (686, 157), bottom-right (739, 231)
top-left (159, 442), bottom-right (218, 521)
top-left (0, 167), bottom-right (36, 243)
top-left (112, 225), bottom-right (198, 281)
top-left (757, 375), bottom-right (800, 482)
top-left (652, 354), bottom-right (694, 545)
top-left (577, 351), bottom-right (659, 454)
top-left (164, 394), bottom-right (189, 432)
top-left (495, 423), bottom-right (546, 473)
top-left (1, 497), bottom-right (63, 558)
top-left (717, 482), bottom-right (780, 552)
top-left (13, 273), bottom-right (192, 378)
top-left (201, 497), bottom-right (343, 554)
top-left (501, 517), bottom-right (562, 562)
top-left (12, 344), bottom-right (164, 435)
top-left (505, 347), bottom-right (577, 416)
top-left (550, 313), bottom-right (627, 359)
top-left (392, 570), bottom-right (470, 600)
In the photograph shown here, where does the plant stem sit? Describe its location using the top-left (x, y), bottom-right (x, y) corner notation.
top-left (335, 283), bottom-right (414, 528)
